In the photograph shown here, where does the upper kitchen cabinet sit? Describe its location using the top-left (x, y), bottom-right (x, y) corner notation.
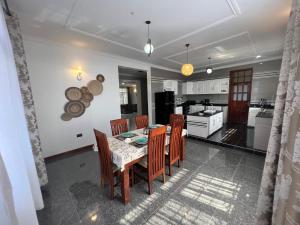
top-left (182, 78), bottom-right (229, 95)
top-left (219, 78), bottom-right (229, 93)
top-left (182, 81), bottom-right (194, 95)
top-left (163, 80), bottom-right (178, 95)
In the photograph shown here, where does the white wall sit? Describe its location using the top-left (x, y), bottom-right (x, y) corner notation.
top-left (24, 37), bottom-right (153, 157)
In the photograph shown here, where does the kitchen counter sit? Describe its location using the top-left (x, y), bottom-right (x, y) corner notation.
top-left (256, 111), bottom-right (273, 118)
top-left (250, 103), bottom-right (274, 109)
top-left (188, 110), bottom-right (223, 117)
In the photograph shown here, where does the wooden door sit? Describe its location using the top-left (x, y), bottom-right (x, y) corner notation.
top-left (228, 69), bottom-right (253, 124)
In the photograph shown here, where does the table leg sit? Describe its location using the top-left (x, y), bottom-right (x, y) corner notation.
top-left (180, 136), bottom-right (186, 161)
top-left (121, 167), bottom-right (130, 204)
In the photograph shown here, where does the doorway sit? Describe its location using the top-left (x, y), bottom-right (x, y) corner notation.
top-left (118, 66), bottom-right (148, 130)
top-left (228, 68), bottom-right (253, 124)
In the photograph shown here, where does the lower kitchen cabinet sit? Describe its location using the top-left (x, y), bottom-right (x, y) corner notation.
top-left (187, 111), bottom-right (223, 138)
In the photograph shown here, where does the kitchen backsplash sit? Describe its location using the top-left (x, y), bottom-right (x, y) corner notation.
top-left (184, 94), bottom-right (229, 104)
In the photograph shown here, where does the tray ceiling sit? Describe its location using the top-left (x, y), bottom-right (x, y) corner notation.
top-left (10, 0), bottom-right (291, 71)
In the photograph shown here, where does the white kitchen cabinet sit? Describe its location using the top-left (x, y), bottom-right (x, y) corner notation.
top-left (182, 82), bottom-right (187, 95)
top-left (211, 79), bottom-right (221, 94)
top-left (187, 112), bottom-right (223, 138)
top-left (175, 106), bottom-right (183, 114)
top-left (186, 82), bottom-right (194, 95)
top-left (254, 115), bottom-right (272, 151)
top-left (207, 106), bottom-right (227, 123)
top-left (219, 78), bottom-right (229, 93)
top-left (182, 78), bottom-right (229, 95)
top-left (247, 107), bottom-right (261, 127)
top-left (163, 80), bottom-right (178, 95)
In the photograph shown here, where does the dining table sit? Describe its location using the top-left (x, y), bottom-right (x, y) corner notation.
top-left (107, 125), bottom-right (188, 204)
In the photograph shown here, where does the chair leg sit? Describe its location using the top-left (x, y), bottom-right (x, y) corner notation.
top-left (100, 176), bottom-right (104, 187)
top-left (148, 180), bottom-right (152, 195)
top-left (110, 183), bottom-right (114, 200)
top-left (178, 159), bottom-right (180, 168)
top-left (163, 171), bottom-right (166, 183)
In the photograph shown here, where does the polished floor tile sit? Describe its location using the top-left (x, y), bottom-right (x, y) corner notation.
top-left (37, 139), bottom-right (265, 225)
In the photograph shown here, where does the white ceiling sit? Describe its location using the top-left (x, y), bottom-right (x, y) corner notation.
top-left (9, 0), bottom-right (291, 71)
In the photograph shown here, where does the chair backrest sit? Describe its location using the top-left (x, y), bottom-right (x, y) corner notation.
top-left (110, 118), bottom-right (128, 136)
top-left (93, 129), bottom-right (114, 182)
top-left (135, 115), bottom-right (149, 129)
top-left (147, 126), bottom-right (167, 179)
top-left (169, 120), bottom-right (184, 163)
top-left (170, 114), bottom-right (185, 127)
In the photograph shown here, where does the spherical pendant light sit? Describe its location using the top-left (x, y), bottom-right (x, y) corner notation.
top-left (181, 64), bottom-right (194, 76)
top-left (144, 21), bottom-right (154, 56)
top-left (181, 44), bottom-right (194, 76)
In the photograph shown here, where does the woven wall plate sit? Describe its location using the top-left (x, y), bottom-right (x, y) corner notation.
top-left (64, 101), bottom-right (85, 117)
top-left (81, 91), bottom-right (94, 102)
top-left (80, 100), bottom-right (90, 108)
top-left (96, 74), bottom-right (105, 82)
top-left (65, 87), bottom-right (82, 101)
top-left (61, 113), bottom-right (73, 121)
top-left (87, 80), bottom-right (103, 96)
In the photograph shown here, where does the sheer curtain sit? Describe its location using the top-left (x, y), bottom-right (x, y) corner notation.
top-left (0, 6), bottom-right (43, 225)
top-left (256, 0), bottom-right (300, 224)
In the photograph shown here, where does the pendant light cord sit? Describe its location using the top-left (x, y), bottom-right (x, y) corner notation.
top-left (187, 46), bottom-right (189, 63)
top-left (147, 23), bottom-right (149, 39)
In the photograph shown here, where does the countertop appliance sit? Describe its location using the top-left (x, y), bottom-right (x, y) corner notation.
top-left (155, 91), bottom-right (175, 125)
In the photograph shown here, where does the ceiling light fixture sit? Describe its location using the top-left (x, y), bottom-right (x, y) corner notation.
top-left (206, 57), bottom-right (213, 74)
top-left (256, 55), bottom-right (261, 59)
top-left (181, 44), bottom-right (194, 76)
top-left (144, 21), bottom-right (154, 56)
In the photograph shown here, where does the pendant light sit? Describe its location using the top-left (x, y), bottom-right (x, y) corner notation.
top-left (181, 44), bottom-right (194, 76)
top-left (144, 21), bottom-right (154, 56)
top-left (206, 57), bottom-right (213, 74)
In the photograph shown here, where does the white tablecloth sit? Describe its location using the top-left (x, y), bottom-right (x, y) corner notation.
top-left (107, 127), bottom-right (187, 171)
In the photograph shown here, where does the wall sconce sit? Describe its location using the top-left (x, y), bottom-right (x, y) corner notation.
top-left (74, 66), bottom-right (83, 81)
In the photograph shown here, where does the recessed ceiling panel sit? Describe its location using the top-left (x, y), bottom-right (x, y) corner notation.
top-left (168, 32), bottom-right (255, 68)
top-left (67, 0), bottom-right (235, 51)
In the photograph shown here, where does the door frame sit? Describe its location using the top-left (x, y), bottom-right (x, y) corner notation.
top-left (228, 68), bottom-right (253, 124)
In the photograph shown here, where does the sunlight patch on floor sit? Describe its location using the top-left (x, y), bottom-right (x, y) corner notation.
top-left (160, 168), bottom-right (189, 191)
top-left (180, 172), bottom-right (241, 213)
top-left (119, 192), bottom-right (160, 225)
top-left (146, 198), bottom-right (189, 225)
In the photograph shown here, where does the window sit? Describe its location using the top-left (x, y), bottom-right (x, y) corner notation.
top-left (119, 88), bottom-right (128, 104)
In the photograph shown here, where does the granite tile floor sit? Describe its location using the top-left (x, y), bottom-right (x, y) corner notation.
top-left (38, 139), bottom-right (265, 225)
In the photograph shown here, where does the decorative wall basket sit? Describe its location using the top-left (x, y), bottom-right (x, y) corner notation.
top-left (61, 75), bottom-right (105, 121)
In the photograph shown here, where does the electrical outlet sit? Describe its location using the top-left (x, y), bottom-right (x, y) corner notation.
top-left (76, 133), bottom-right (83, 138)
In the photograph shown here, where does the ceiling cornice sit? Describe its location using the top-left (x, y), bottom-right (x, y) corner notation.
top-left (194, 56), bottom-right (282, 73)
top-left (163, 31), bottom-right (250, 61)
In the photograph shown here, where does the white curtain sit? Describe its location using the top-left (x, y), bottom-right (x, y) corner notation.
top-left (0, 6), bottom-right (43, 225)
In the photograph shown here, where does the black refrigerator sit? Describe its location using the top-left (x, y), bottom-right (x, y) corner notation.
top-left (155, 91), bottom-right (175, 125)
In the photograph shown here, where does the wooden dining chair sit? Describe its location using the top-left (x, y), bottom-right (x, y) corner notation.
top-left (166, 120), bottom-right (184, 176)
top-left (170, 114), bottom-right (184, 127)
top-left (94, 129), bottom-right (120, 200)
top-left (135, 115), bottom-right (149, 129)
top-left (110, 118), bottom-right (128, 136)
top-left (135, 126), bottom-right (167, 195)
